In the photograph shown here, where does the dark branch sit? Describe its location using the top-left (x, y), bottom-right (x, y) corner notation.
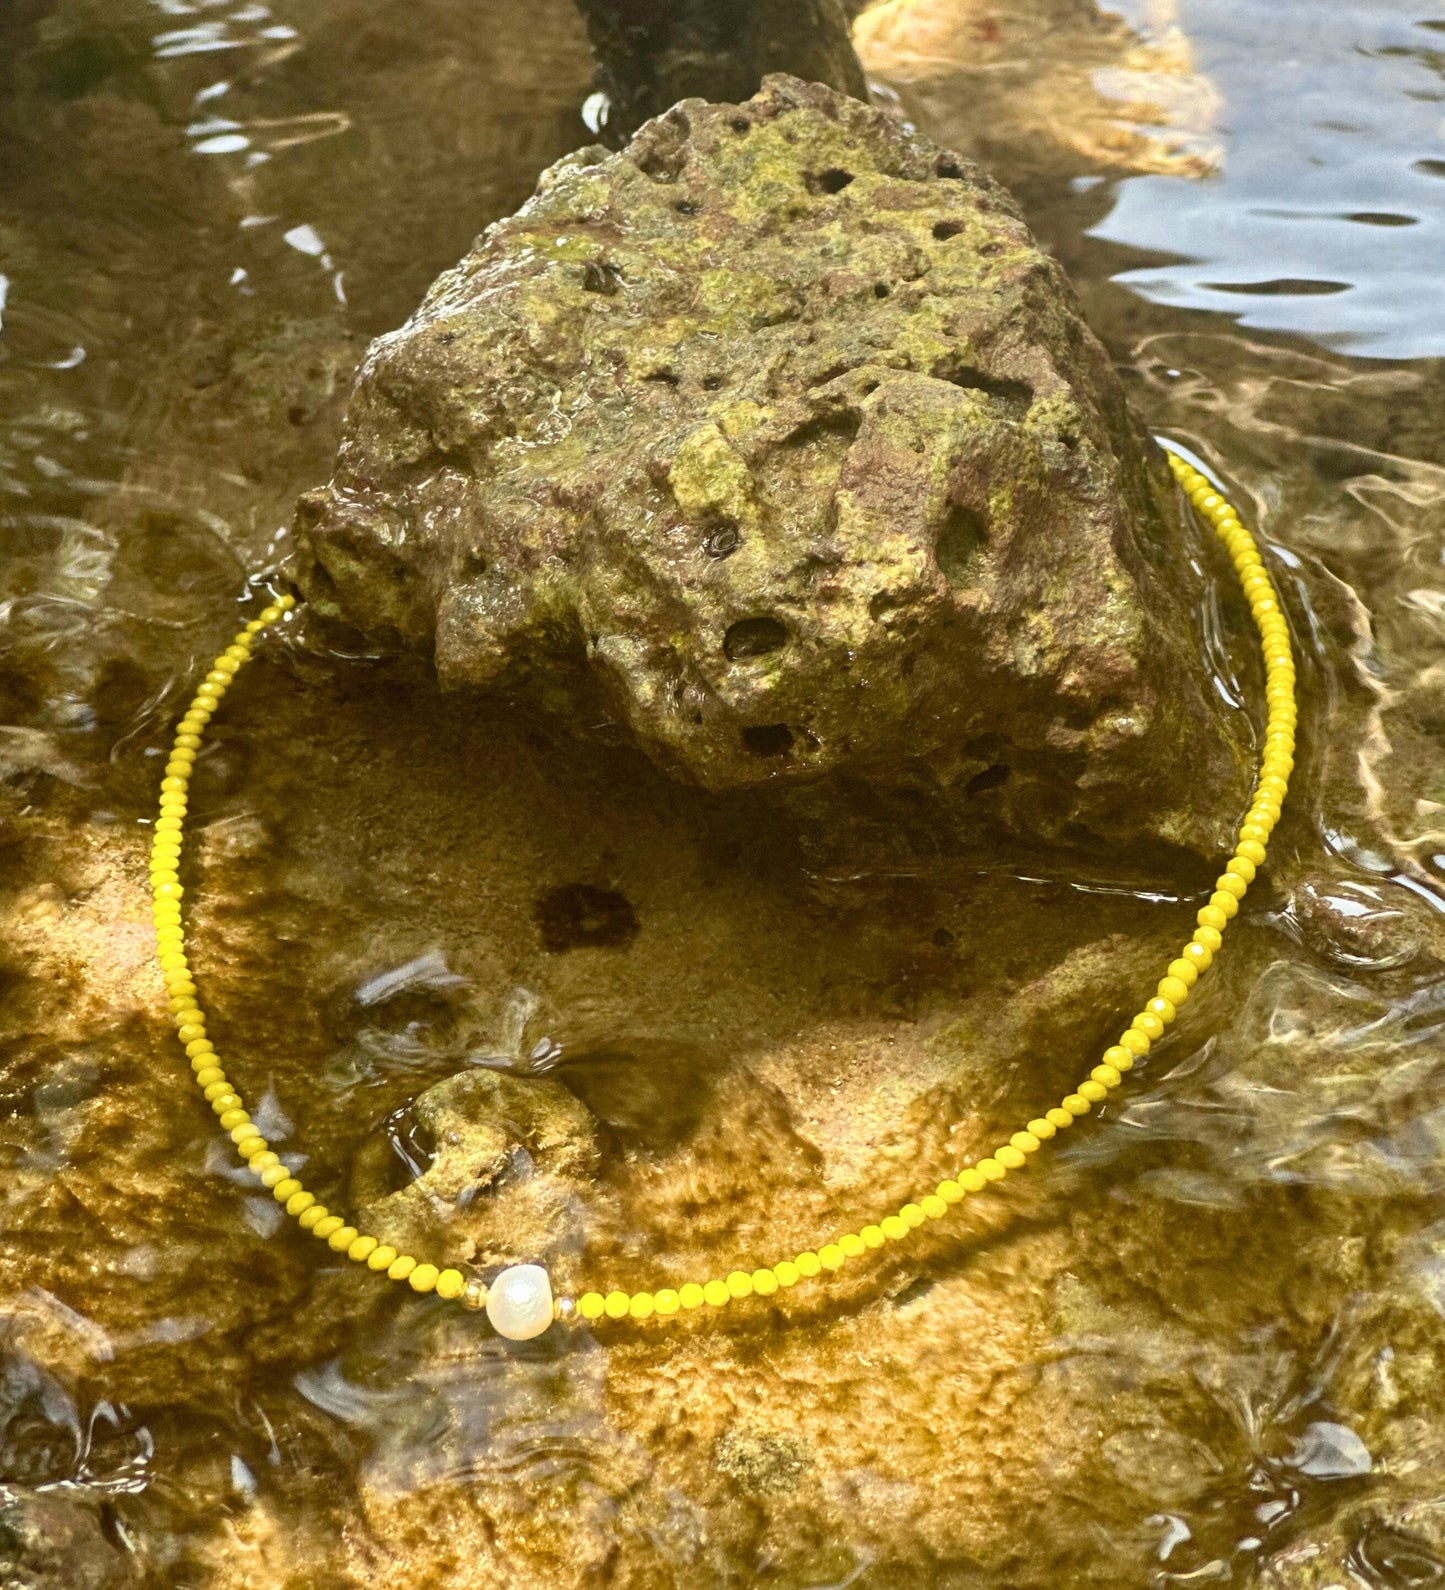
top-left (573, 0), bottom-right (869, 143)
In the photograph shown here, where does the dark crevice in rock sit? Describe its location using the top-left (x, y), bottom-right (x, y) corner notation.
top-left (536, 883), bottom-right (640, 951)
top-left (743, 723), bottom-right (795, 757)
top-left (724, 616), bottom-right (790, 661)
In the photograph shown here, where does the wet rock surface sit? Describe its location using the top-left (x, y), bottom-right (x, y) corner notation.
top-left (294, 75), bottom-right (1253, 878)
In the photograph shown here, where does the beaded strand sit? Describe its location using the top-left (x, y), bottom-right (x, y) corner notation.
top-left (149, 450), bottom-right (1293, 1336)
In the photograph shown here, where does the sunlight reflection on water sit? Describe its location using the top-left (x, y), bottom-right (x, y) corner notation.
top-left (1098, 0), bottom-right (1445, 355)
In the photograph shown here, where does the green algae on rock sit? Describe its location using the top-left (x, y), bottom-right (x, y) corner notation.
top-left (293, 75), bottom-right (1253, 877)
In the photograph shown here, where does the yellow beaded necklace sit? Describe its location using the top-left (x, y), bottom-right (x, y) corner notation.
top-left (148, 449), bottom-right (1295, 1340)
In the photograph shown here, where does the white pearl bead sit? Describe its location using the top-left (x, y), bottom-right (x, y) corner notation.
top-left (485, 1264), bottom-right (553, 1341)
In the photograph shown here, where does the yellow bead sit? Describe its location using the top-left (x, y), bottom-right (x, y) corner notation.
top-left (795, 1252), bottom-right (822, 1278)
top-left (258, 1164), bottom-right (288, 1189)
top-left (817, 1245), bottom-right (845, 1272)
top-left (654, 1288), bottom-right (681, 1314)
top-left (977, 1158), bottom-right (1007, 1181)
top-left (1237, 838), bottom-right (1267, 866)
top-left (387, 1255), bottom-right (417, 1282)
top-left (839, 1233), bottom-right (866, 1258)
top-left (313, 1216), bottom-right (344, 1240)
top-left (995, 1145), bottom-right (1026, 1170)
top-left (272, 1178), bottom-right (302, 1203)
top-left (1102, 1045), bottom-right (1134, 1072)
top-left (1183, 940), bottom-right (1213, 971)
top-left (367, 1245), bottom-right (398, 1271)
top-left (297, 1202), bottom-right (326, 1228)
top-left (177, 1022), bottom-right (205, 1043)
top-left (285, 1191), bottom-right (315, 1217)
top-left (404, 1263), bottom-right (437, 1293)
top-left (921, 1195), bottom-right (948, 1220)
top-left (1195, 925), bottom-right (1223, 952)
top-left (703, 1279), bottom-right (730, 1308)
top-left (629, 1292), bottom-right (654, 1319)
top-left (250, 1152), bottom-right (279, 1173)
top-left (1209, 891), bottom-right (1240, 920)
top-left (1062, 1094), bottom-right (1091, 1117)
top-left (579, 1292), bottom-right (606, 1321)
top-left (727, 1269), bottom-right (755, 1296)
top-left (1078, 1079), bottom-right (1108, 1103)
top-left (881, 1215), bottom-right (910, 1240)
top-left (1135, 1011), bottom-right (1165, 1038)
top-left (1120, 1029), bottom-right (1150, 1057)
top-left (195, 1067), bottom-right (224, 1088)
top-left (752, 1269), bottom-right (778, 1296)
top-left (1091, 1064), bottom-right (1122, 1088)
top-left (598, 1289), bottom-right (628, 1319)
top-left (900, 1203), bottom-right (926, 1227)
top-left (679, 1282), bottom-right (706, 1308)
top-left (1197, 904), bottom-right (1229, 932)
top-left (958, 1166), bottom-right (987, 1191)
top-left (237, 1136), bottom-right (268, 1159)
top-left (1045, 1108), bottom-right (1073, 1131)
top-left (219, 1108), bottom-right (249, 1131)
top-left (435, 1270), bottom-right (464, 1301)
top-left (331, 1226), bottom-right (362, 1252)
top-left (1157, 977), bottom-right (1189, 1006)
top-left (1010, 1132), bottom-right (1041, 1154)
top-left (773, 1261), bottom-right (800, 1288)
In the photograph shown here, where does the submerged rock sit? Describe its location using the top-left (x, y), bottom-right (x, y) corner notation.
top-left (293, 74), bottom-right (1253, 876)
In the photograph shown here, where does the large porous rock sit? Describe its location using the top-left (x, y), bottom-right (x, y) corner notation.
top-left (293, 74), bottom-right (1253, 874)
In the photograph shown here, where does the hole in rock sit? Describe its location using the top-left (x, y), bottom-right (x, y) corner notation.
top-left (704, 523), bottom-right (741, 558)
top-left (581, 260), bottom-right (621, 295)
top-left (742, 723), bottom-right (794, 757)
top-left (966, 763), bottom-right (1011, 795)
top-left (724, 616), bottom-right (788, 661)
top-left (874, 282), bottom-right (891, 298)
top-left (935, 504), bottom-right (987, 584)
top-left (932, 219), bottom-right (966, 241)
top-left (806, 168), bottom-right (854, 195)
top-left (784, 408), bottom-right (861, 448)
top-left (936, 158), bottom-right (963, 179)
top-left (536, 884), bottom-right (639, 953)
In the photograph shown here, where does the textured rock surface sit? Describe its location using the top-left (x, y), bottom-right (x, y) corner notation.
top-left (293, 75), bottom-right (1252, 876)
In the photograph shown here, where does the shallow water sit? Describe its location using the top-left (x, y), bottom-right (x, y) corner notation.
top-left (1, 1), bottom-right (1444, 1586)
